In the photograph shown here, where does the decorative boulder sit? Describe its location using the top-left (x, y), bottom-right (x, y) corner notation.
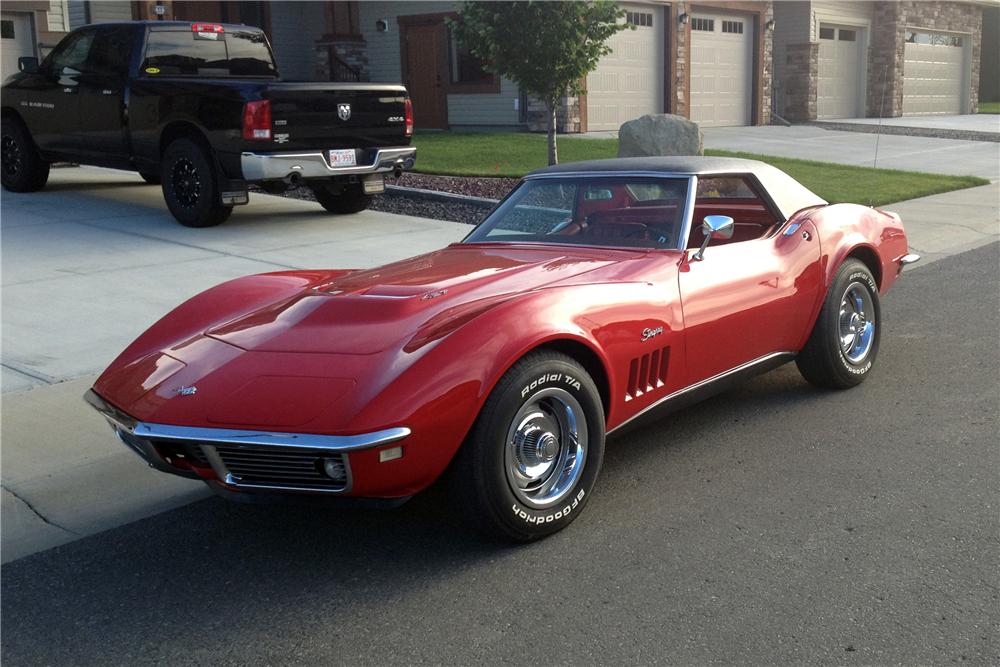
top-left (618, 114), bottom-right (703, 157)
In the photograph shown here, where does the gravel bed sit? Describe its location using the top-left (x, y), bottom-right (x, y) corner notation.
top-left (251, 173), bottom-right (510, 225)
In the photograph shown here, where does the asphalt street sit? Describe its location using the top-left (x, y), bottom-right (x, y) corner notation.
top-left (2, 243), bottom-right (998, 665)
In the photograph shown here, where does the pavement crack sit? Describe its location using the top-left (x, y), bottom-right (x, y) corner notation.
top-left (2, 485), bottom-right (79, 536)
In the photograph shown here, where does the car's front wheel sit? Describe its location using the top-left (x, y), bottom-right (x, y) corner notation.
top-left (797, 258), bottom-right (882, 389)
top-left (449, 350), bottom-right (605, 542)
top-left (1, 117), bottom-right (50, 193)
top-left (311, 182), bottom-right (372, 214)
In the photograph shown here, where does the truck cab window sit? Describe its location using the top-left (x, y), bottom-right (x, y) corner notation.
top-left (45, 29), bottom-right (95, 75)
top-left (84, 27), bottom-right (134, 78)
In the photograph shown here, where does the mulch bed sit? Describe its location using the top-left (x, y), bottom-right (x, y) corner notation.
top-left (254, 173), bottom-right (518, 225)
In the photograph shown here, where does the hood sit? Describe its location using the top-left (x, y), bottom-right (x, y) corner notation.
top-left (205, 244), bottom-right (626, 354)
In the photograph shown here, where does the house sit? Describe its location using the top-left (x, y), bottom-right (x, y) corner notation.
top-left (1, 1), bottom-right (70, 80)
top-left (772, 0), bottom-right (988, 120)
top-left (46, 1), bottom-right (994, 132)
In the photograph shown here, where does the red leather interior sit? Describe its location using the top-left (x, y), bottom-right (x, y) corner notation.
top-left (686, 199), bottom-right (778, 249)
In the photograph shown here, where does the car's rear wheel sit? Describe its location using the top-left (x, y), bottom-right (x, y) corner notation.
top-left (448, 350), bottom-right (605, 542)
top-left (1, 117), bottom-right (50, 193)
top-left (797, 259), bottom-right (881, 389)
top-left (311, 182), bottom-right (372, 214)
top-left (161, 138), bottom-right (232, 227)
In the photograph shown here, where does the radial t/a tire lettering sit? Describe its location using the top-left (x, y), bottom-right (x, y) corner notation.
top-left (796, 259), bottom-right (882, 389)
top-left (1, 117), bottom-right (50, 193)
top-left (161, 138), bottom-right (233, 228)
top-left (448, 350), bottom-right (606, 542)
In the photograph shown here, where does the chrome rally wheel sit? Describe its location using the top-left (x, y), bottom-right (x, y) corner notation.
top-left (505, 387), bottom-right (588, 509)
top-left (449, 350), bottom-right (605, 542)
top-left (797, 258), bottom-right (882, 389)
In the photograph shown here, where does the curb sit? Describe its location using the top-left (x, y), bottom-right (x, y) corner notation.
top-left (386, 184), bottom-right (500, 207)
top-left (809, 121), bottom-right (999, 143)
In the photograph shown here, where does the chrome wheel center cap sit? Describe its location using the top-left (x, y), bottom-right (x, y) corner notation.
top-left (536, 432), bottom-right (559, 462)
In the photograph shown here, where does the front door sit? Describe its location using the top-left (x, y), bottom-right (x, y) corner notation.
top-left (71, 24), bottom-right (134, 163)
top-left (402, 22), bottom-right (448, 129)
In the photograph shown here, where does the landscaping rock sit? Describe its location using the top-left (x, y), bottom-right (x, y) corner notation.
top-left (618, 114), bottom-right (703, 157)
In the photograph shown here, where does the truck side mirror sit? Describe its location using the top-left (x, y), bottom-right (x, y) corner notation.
top-left (18, 57), bottom-right (39, 73)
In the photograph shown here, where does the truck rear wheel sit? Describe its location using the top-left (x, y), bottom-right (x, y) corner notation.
top-left (161, 138), bottom-right (232, 227)
top-left (311, 182), bottom-right (372, 214)
top-left (1, 117), bottom-right (50, 193)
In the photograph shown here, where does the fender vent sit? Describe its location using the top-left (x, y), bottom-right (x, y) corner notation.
top-left (626, 346), bottom-right (669, 401)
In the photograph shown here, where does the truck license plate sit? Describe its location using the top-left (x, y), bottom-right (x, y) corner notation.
top-left (328, 149), bottom-right (357, 167)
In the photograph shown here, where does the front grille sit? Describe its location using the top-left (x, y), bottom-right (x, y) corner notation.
top-left (212, 445), bottom-right (349, 491)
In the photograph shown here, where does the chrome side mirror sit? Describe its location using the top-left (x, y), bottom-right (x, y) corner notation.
top-left (692, 215), bottom-right (734, 261)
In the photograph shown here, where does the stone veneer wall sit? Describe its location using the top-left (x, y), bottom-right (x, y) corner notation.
top-left (783, 43), bottom-right (818, 122)
top-left (314, 39), bottom-right (370, 82)
top-left (867, 0), bottom-right (983, 117)
top-left (526, 96), bottom-right (582, 134)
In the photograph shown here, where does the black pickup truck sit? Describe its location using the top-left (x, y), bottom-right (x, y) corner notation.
top-left (1, 21), bottom-right (415, 227)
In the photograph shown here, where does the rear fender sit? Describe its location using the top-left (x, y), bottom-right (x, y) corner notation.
top-left (813, 204), bottom-right (909, 295)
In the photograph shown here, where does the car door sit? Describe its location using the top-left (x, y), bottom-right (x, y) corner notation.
top-left (677, 176), bottom-right (822, 384)
top-left (20, 28), bottom-right (96, 156)
top-left (70, 24), bottom-right (135, 163)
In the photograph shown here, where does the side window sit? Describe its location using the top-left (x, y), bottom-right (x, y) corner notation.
top-left (688, 176), bottom-right (779, 249)
top-left (46, 29), bottom-right (96, 74)
top-left (84, 27), bottom-right (134, 78)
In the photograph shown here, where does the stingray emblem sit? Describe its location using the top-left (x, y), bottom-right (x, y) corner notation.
top-left (338, 103), bottom-right (351, 121)
top-left (174, 386), bottom-right (198, 396)
top-left (641, 326), bottom-right (664, 342)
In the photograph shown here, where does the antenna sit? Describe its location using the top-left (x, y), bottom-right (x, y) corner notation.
top-left (871, 63), bottom-right (888, 206)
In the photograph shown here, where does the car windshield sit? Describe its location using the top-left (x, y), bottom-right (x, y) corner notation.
top-left (463, 176), bottom-right (690, 250)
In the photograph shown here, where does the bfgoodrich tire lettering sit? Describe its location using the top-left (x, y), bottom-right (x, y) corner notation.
top-left (796, 259), bottom-right (882, 389)
top-left (448, 350), bottom-right (605, 542)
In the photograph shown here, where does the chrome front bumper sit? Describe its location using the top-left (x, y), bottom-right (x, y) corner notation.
top-left (84, 390), bottom-right (410, 495)
top-left (240, 146), bottom-right (417, 181)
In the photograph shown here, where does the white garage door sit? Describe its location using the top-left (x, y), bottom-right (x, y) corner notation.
top-left (902, 30), bottom-right (967, 115)
top-left (817, 24), bottom-right (864, 119)
top-left (690, 13), bottom-right (753, 127)
top-left (1, 12), bottom-right (34, 82)
top-left (586, 4), bottom-right (663, 132)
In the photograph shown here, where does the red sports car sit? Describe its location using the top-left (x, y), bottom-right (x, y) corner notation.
top-left (86, 157), bottom-right (919, 541)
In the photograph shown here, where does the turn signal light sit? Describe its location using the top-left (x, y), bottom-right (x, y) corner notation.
top-left (404, 97), bottom-right (413, 137)
top-left (242, 99), bottom-right (271, 140)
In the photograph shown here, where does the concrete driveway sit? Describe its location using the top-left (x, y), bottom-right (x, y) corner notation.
top-left (1, 167), bottom-right (467, 393)
top-left (702, 124), bottom-right (999, 180)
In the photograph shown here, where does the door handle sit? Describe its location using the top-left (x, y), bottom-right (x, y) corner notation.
top-left (101, 89), bottom-right (116, 95)
top-left (62, 87), bottom-right (77, 94)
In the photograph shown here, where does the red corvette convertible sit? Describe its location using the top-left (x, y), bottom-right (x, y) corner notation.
top-left (86, 156), bottom-right (918, 540)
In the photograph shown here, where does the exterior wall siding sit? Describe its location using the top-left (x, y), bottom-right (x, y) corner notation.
top-left (357, 0), bottom-right (521, 128)
top-left (67, 0), bottom-right (87, 28)
top-left (267, 0), bottom-right (325, 80)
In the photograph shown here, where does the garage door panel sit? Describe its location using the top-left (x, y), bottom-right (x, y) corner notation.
top-left (902, 31), bottom-right (967, 116)
top-left (690, 12), bottom-right (752, 127)
top-left (586, 4), bottom-right (664, 131)
top-left (1, 12), bottom-right (34, 82)
top-left (817, 25), bottom-right (864, 120)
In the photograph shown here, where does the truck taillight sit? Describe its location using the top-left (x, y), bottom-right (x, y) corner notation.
top-left (191, 23), bottom-right (225, 33)
top-left (242, 100), bottom-right (271, 140)
top-left (404, 97), bottom-right (413, 137)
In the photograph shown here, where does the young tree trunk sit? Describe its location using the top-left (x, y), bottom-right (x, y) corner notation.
top-left (546, 99), bottom-right (558, 165)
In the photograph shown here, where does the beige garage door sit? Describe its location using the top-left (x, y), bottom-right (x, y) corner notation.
top-left (817, 24), bottom-right (864, 119)
top-left (1, 12), bottom-right (34, 82)
top-left (902, 30), bottom-right (967, 115)
top-left (690, 13), bottom-right (753, 127)
top-left (586, 4), bottom-right (663, 132)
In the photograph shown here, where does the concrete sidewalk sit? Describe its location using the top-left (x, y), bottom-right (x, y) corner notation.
top-left (2, 168), bottom-right (997, 564)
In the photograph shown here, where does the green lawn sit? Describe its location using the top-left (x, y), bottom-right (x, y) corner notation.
top-left (410, 132), bottom-right (987, 207)
top-left (978, 101), bottom-right (1000, 114)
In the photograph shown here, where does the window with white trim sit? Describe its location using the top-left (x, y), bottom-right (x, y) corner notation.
top-left (722, 20), bottom-right (743, 35)
top-left (691, 18), bottom-right (714, 32)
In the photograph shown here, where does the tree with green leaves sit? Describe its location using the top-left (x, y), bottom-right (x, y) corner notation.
top-left (449, 1), bottom-right (630, 165)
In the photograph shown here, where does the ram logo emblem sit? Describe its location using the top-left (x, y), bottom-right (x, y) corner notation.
top-left (337, 103), bottom-right (351, 121)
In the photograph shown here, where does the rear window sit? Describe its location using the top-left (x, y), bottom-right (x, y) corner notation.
top-left (141, 29), bottom-right (277, 77)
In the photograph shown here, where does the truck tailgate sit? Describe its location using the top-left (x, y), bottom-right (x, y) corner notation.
top-left (265, 83), bottom-right (409, 150)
